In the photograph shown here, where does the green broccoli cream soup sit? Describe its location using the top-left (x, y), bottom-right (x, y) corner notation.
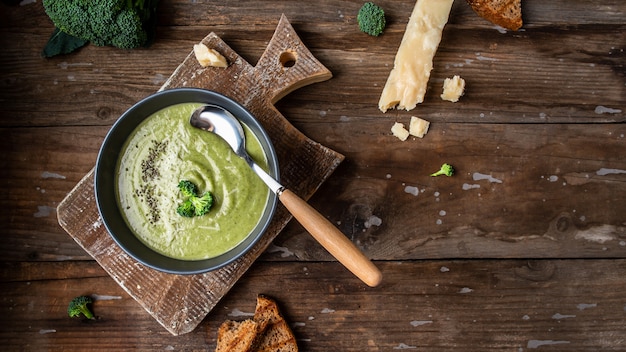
top-left (116, 103), bottom-right (270, 260)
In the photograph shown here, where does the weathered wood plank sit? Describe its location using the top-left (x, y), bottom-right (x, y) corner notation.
top-left (2, 121), bottom-right (624, 262)
top-left (2, 0), bottom-right (625, 30)
top-left (0, 126), bottom-right (104, 261)
top-left (1, 260), bottom-right (625, 351)
top-left (0, 1), bottom-right (623, 127)
top-left (275, 121), bottom-right (626, 260)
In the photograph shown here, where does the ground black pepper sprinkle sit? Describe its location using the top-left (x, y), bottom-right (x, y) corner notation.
top-left (137, 139), bottom-right (169, 224)
top-left (141, 139), bottom-right (168, 183)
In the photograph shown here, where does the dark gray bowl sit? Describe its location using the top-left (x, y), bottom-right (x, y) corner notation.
top-left (95, 88), bottom-right (279, 275)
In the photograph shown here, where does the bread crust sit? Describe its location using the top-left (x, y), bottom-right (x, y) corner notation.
top-left (215, 320), bottom-right (259, 352)
top-left (466, 0), bottom-right (523, 30)
top-left (251, 295), bottom-right (298, 352)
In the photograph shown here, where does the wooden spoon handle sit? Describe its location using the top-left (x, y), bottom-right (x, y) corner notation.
top-left (279, 189), bottom-right (383, 287)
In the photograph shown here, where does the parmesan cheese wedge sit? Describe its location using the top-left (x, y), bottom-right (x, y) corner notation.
top-left (378, 0), bottom-right (454, 112)
top-left (193, 43), bottom-right (228, 68)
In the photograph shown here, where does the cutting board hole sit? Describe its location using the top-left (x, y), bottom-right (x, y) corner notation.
top-left (279, 50), bottom-right (297, 68)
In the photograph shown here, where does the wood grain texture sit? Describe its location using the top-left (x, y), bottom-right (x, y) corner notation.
top-left (4, 122), bottom-right (624, 263)
top-left (1, 0), bottom-right (625, 349)
top-left (2, 260), bottom-right (625, 351)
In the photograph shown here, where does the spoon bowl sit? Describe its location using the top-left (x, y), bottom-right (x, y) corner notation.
top-left (190, 105), bottom-right (383, 287)
top-left (190, 105), bottom-right (246, 154)
top-left (191, 105), bottom-right (283, 194)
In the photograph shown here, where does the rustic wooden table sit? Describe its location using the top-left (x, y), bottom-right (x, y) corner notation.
top-left (1, 0), bottom-right (625, 351)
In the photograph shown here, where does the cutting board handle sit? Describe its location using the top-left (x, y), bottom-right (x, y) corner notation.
top-left (255, 14), bottom-right (333, 105)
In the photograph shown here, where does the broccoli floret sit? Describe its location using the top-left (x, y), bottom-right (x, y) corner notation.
top-left (191, 192), bottom-right (214, 217)
top-left (357, 2), bottom-right (386, 36)
top-left (431, 163), bottom-right (455, 177)
top-left (111, 8), bottom-right (148, 49)
top-left (42, 0), bottom-right (159, 52)
top-left (176, 200), bottom-right (195, 217)
top-left (176, 180), bottom-right (214, 217)
top-left (177, 180), bottom-right (198, 198)
top-left (68, 296), bottom-right (95, 320)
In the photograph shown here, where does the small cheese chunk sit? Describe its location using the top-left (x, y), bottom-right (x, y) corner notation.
top-left (409, 116), bottom-right (430, 138)
top-left (193, 43), bottom-right (228, 68)
top-left (378, 0), bottom-right (454, 112)
top-left (441, 75), bottom-right (465, 102)
top-left (391, 122), bottom-right (410, 141)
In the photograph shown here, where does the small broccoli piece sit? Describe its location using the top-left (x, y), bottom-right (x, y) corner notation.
top-left (176, 200), bottom-right (195, 217)
top-left (357, 2), bottom-right (386, 36)
top-left (176, 180), bottom-right (214, 217)
top-left (191, 192), bottom-right (214, 217)
top-left (177, 180), bottom-right (198, 198)
top-left (68, 296), bottom-right (95, 320)
top-left (431, 163), bottom-right (455, 177)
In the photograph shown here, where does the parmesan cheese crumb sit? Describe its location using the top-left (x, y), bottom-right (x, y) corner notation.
top-left (193, 43), bottom-right (228, 68)
top-left (409, 116), bottom-right (430, 138)
top-left (441, 75), bottom-right (465, 102)
top-left (391, 122), bottom-right (410, 141)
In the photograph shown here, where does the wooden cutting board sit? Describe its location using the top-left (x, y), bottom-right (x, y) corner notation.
top-left (56, 14), bottom-right (344, 336)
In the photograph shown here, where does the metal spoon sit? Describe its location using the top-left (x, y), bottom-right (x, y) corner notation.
top-left (190, 105), bottom-right (382, 287)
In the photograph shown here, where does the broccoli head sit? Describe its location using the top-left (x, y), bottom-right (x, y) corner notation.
top-left (431, 163), bottom-right (455, 177)
top-left (68, 295), bottom-right (95, 320)
top-left (176, 200), bottom-right (195, 217)
top-left (42, 0), bottom-right (158, 51)
top-left (176, 180), bottom-right (214, 217)
top-left (177, 180), bottom-right (198, 198)
top-left (191, 192), bottom-right (214, 217)
top-left (357, 2), bottom-right (386, 36)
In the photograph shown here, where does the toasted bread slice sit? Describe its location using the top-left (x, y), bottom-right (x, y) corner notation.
top-left (251, 295), bottom-right (298, 352)
top-left (213, 295), bottom-right (298, 352)
top-left (215, 319), bottom-right (259, 352)
top-left (466, 0), bottom-right (523, 30)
